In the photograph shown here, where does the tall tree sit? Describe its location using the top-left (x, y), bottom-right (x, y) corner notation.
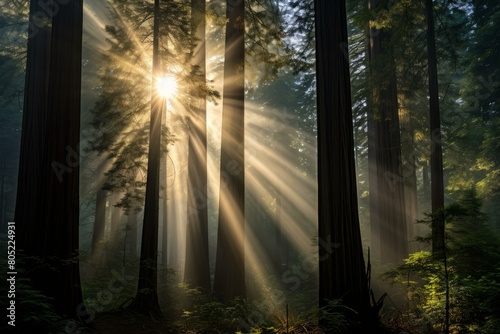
top-left (425, 0), bottom-right (445, 256)
top-left (184, 0), bottom-right (211, 292)
top-left (368, 0), bottom-right (408, 263)
top-left (16, 0), bottom-right (85, 316)
top-left (128, 0), bottom-right (163, 316)
top-left (15, 0), bottom-right (51, 255)
top-left (213, 0), bottom-right (246, 301)
top-left (314, 0), bottom-right (370, 325)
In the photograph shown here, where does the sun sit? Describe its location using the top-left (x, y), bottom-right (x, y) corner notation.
top-left (157, 75), bottom-right (178, 98)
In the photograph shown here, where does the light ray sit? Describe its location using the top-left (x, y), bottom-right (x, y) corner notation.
top-left (157, 75), bottom-right (178, 99)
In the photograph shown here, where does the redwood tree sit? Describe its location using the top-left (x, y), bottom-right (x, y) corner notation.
top-left (368, 0), bottom-right (408, 263)
top-left (425, 0), bottom-right (445, 257)
top-left (213, 0), bottom-right (246, 301)
top-left (314, 0), bottom-right (370, 324)
top-left (16, 0), bottom-right (85, 316)
top-left (16, 0), bottom-right (51, 254)
top-left (184, 0), bottom-right (211, 292)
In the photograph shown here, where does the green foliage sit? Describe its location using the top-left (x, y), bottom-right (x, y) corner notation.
top-left (385, 190), bottom-right (500, 333)
top-left (86, 0), bottom-right (220, 214)
top-left (245, 0), bottom-right (289, 82)
top-left (178, 295), bottom-right (353, 333)
top-left (180, 296), bottom-right (271, 333)
top-left (318, 299), bottom-right (356, 332)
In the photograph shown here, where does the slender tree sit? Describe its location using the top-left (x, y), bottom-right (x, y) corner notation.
top-left (425, 0), bottom-right (445, 257)
top-left (16, 0), bottom-right (85, 316)
top-left (426, 0), bottom-right (448, 332)
top-left (128, 0), bottom-right (163, 316)
top-left (213, 0), bottom-right (246, 301)
top-left (90, 159), bottom-right (109, 255)
top-left (315, 0), bottom-right (370, 324)
top-left (184, 0), bottom-right (211, 292)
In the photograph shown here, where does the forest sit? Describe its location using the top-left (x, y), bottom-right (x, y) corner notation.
top-left (0, 0), bottom-right (499, 333)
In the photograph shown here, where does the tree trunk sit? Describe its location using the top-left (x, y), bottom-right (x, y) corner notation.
top-left (90, 188), bottom-right (107, 254)
top-left (16, 0), bottom-right (52, 256)
top-left (90, 157), bottom-right (109, 255)
top-left (368, 0), bottom-right (408, 263)
top-left (367, 94), bottom-right (380, 260)
top-left (422, 161), bottom-right (430, 207)
top-left (161, 152), bottom-right (168, 267)
top-left (110, 193), bottom-right (123, 237)
top-left (425, 0), bottom-right (445, 258)
top-left (126, 211), bottom-right (138, 258)
top-left (129, 0), bottom-right (163, 316)
top-left (405, 158), bottom-right (418, 250)
top-left (14, 0), bottom-right (86, 317)
top-left (167, 183), bottom-right (178, 268)
top-left (400, 104), bottom-right (418, 251)
top-left (426, 1), bottom-right (448, 331)
top-left (160, 72), bottom-right (168, 268)
top-left (41, 0), bottom-right (84, 315)
top-left (315, 0), bottom-right (370, 324)
top-left (213, 0), bottom-right (246, 302)
top-left (184, 0), bottom-right (211, 292)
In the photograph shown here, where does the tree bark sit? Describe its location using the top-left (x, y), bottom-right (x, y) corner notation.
top-left (16, 0), bottom-right (52, 256)
top-left (184, 0), bottom-right (211, 292)
top-left (368, 0), bottom-right (408, 263)
top-left (44, 0), bottom-right (84, 314)
top-left (423, 161), bottom-right (430, 195)
top-left (425, 0), bottom-right (445, 257)
top-left (426, 1), bottom-right (448, 331)
top-left (161, 154), bottom-right (168, 266)
top-left (315, 0), bottom-right (370, 323)
top-left (90, 188), bottom-right (107, 255)
top-left (367, 92), bottom-right (380, 260)
top-left (19, 0), bottom-right (85, 316)
top-left (400, 105), bottom-right (418, 251)
top-left (90, 157), bottom-right (109, 255)
top-left (126, 210), bottom-right (138, 258)
top-left (213, 0), bottom-right (246, 302)
top-left (129, 0), bottom-right (163, 316)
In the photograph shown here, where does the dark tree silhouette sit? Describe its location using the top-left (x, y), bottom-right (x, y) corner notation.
top-left (128, 0), bottom-right (163, 316)
top-left (425, 0), bottom-right (445, 257)
top-left (368, 0), bottom-right (408, 263)
top-left (16, 0), bottom-right (85, 316)
top-left (184, 0), bottom-right (211, 293)
top-left (213, 0), bottom-right (246, 301)
top-left (315, 0), bottom-right (370, 324)
top-left (15, 0), bottom-right (51, 253)
top-left (426, 0), bottom-right (448, 332)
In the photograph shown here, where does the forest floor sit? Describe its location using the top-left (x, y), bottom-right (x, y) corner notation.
top-left (82, 308), bottom-right (406, 334)
top-left (88, 310), bottom-right (172, 334)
